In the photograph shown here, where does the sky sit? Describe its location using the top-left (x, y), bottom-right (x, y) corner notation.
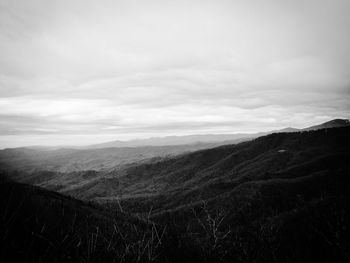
top-left (0, 0), bottom-right (350, 148)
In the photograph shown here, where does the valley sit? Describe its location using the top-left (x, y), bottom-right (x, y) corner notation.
top-left (1, 121), bottom-right (350, 262)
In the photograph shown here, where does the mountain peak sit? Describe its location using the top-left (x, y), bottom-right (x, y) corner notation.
top-left (324, 118), bottom-right (350, 126)
top-left (303, 118), bottom-right (350, 131)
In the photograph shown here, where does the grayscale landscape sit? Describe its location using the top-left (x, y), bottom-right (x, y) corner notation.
top-left (1, 1), bottom-right (350, 263)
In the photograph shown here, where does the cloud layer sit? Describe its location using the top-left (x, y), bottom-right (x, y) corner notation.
top-left (0, 0), bottom-right (350, 147)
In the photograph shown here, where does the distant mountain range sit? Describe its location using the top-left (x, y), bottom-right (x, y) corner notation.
top-left (10, 118), bottom-right (349, 151)
top-left (85, 118), bottom-right (350, 149)
top-left (1, 119), bottom-right (348, 174)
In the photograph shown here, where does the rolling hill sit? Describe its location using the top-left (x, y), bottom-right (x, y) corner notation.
top-left (302, 118), bottom-right (350, 131)
top-left (36, 127), bottom-right (350, 207)
top-left (0, 143), bottom-right (226, 174)
top-left (1, 122), bottom-right (350, 262)
top-left (0, 178), bottom-right (165, 263)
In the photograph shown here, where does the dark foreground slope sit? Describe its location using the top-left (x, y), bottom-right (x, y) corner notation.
top-left (0, 179), bottom-right (167, 263)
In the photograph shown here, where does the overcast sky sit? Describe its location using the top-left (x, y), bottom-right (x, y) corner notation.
top-left (0, 0), bottom-right (349, 148)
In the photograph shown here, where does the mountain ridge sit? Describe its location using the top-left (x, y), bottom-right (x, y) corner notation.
top-left (7, 118), bottom-right (348, 151)
top-left (78, 118), bottom-right (350, 149)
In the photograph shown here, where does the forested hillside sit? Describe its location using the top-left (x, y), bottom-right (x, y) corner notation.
top-left (1, 127), bottom-right (350, 262)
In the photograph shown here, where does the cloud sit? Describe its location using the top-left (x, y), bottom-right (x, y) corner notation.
top-left (0, 0), bottom-right (350, 147)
